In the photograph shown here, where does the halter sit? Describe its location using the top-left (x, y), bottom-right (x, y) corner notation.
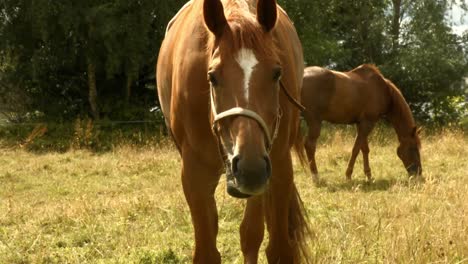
top-left (210, 86), bottom-right (281, 153)
top-left (210, 79), bottom-right (304, 156)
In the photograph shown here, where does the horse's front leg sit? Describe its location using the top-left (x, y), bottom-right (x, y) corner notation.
top-left (361, 138), bottom-right (373, 181)
top-left (345, 135), bottom-right (362, 180)
top-left (265, 152), bottom-right (296, 263)
top-left (240, 195), bottom-right (264, 264)
top-left (181, 150), bottom-right (221, 264)
top-left (345, 122), bottom-right (374, 180)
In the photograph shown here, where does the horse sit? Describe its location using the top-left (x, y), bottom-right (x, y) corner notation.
top-left (300, 64), bottom-right (422, 183)
top-left (156, 0), bottom-right (310, 263)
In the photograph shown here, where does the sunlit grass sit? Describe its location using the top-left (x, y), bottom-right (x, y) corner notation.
top-left (0, 128), bottom-right (467, 263)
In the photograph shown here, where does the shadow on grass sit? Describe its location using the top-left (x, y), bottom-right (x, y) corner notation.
top-left (315, 177), bottom-right (400, 193)
top-left (314, 174), bottom-right (426, 192)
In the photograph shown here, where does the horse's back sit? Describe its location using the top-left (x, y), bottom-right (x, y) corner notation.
top-left (302, 65), bottom-right (390, 124)
top-left (302, 66), bottom-right (362, 123)
top-left (156, 1), bottom-right (216, 156)
top-left (156, 2), bottom-right (194, 125)
top-left (348, 65), bottom-right (392, 117)
top-left (302, 67), bottom-right (336, 119)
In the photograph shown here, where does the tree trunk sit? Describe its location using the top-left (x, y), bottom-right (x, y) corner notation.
top-left (87, 60), bottom-right (99, 120)
top-left (391, 0), bottom-right (402, 53)
top-left (125, 75), bottom-right (132, 103)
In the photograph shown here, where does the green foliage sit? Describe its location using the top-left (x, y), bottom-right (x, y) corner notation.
top-left (0, 0), bottom-right (184, 121)
top-left (1, 0), bottom-right (467, 126)
top-left (379, 1), bottom-right (467, 124)
top-left (280, 0), bottom-right (467, 125)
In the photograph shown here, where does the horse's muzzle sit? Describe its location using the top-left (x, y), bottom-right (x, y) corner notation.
top-left (225, 155), bottom-right (271, 198)
top-left (407, 164), bottom-right (422, 176)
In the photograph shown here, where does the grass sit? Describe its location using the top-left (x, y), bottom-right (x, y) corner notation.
top-left (0, 127), bottom-right (467, 263)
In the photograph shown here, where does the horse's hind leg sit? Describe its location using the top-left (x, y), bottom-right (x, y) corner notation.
top-left (240, 196), bottom-right (264, 264)
top-left (181, 151), bottom-right (221, 264)
top-left (304, 120), bottom-right (321, 183)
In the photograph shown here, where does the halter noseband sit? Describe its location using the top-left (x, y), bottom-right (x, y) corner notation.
top-left (210, 87), bottom-right (281, 153)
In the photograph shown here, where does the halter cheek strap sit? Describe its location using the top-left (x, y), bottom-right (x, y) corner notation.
top-left (210, 87), bottom-right (281, 152)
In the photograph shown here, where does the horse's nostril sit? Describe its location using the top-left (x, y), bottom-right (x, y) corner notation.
top-left (229, 154), bottom-right (271, 195)
top-left (232, 155), bottom-right (241, 176)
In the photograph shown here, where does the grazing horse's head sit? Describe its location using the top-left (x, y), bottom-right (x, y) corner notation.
top-left (397, 127), bottom-right (422, 176)
top-left (204, 0), bottom-right (281, 198)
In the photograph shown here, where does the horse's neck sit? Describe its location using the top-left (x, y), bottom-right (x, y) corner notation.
top-left (389, 116), bottom-right (412, 142)
top-left (387, 89), bottom-right (415, 141)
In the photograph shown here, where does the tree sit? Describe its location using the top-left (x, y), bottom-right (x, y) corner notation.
top-left (1, 0), bottom-right (466, 125)
top-left (1, 0), bottom-right (186, 121)
top-left (382, 0), bottom-right (468, 123)
top-left (281, 0), bottom-right (467, 124)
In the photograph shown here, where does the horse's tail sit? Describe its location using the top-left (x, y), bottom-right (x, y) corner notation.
top-left (281, 121), bottom-right (311, 263)
top-left (289, 183), bottom-right (312, 263)
top-left (293, 118), bottom-right (309, 171)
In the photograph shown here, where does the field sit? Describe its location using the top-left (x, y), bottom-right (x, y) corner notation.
top-left (0, 127), bottom-right (467, 263)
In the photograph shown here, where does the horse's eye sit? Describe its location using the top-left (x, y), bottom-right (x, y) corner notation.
top-left (273, 67), bottom-right (282, 82)
top-left (208, 72), bottom-right (218, 86)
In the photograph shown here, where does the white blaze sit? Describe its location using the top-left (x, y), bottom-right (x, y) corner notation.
top-left (236, 48), bottom-right (258, 101)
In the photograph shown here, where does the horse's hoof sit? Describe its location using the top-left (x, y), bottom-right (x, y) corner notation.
top-left (365, 171), bottom-right (373, 182)
top-left (345, 168), bottom-right (353, 180)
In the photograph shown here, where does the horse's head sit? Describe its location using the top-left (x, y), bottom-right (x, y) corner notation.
top-left (203, 0), bottom-right (281, 198)
top-left (397, 127), bottom-right (422, 176)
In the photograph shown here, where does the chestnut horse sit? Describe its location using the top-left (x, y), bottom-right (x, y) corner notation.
top-left (157, 0), bottom-right (309, 263)
top-left (301, 64), bottom-right (422, 183)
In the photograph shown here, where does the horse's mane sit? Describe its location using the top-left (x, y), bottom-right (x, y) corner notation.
top-left (353, 65), bottom-right (414, 128)
top-left (385, 78), bottom-right (420, 145)
top-left (352, 64), bottom-right (418, 142)
top-left (386, 80), bottom-right (414, 124)
top-left (350, 63), bottom-right (383, 77)
top-left (206, 0), bottom-right (279, 58)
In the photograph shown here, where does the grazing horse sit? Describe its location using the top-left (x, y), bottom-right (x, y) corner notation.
top-left (156, 0), bottom-right (309, 263)
top-left (301, 64), bottom-right (422, 182)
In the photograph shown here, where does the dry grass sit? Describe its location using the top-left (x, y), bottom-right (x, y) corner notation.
top-left (0, 128), bottom-right (467, 263)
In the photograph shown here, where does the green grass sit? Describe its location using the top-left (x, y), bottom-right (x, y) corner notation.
top-left (0, 128), bottom-right (467, 263)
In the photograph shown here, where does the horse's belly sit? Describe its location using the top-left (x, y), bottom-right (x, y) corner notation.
top-left (324, 112), bottom-right (357, 124)
top-left (323, 98), bottom-right (361, 124)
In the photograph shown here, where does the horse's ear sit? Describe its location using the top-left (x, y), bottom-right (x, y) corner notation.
top-left (257, 0), bottom-right (277, 32)
top-left (203, 0), bottom-right (227, 37)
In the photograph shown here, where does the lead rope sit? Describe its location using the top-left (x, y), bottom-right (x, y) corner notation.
top-left (279, 80), bottom-right (305, 112)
